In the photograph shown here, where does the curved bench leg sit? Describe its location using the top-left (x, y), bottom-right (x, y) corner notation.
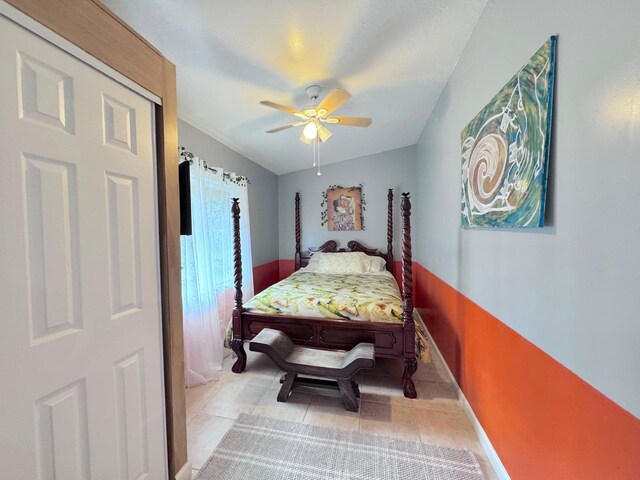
top-left (338, 379), bottom-right (359, 412)
top-left (231, 338), bottom-right (247, 373)
top-left (351, 380), bottom-right (361, 398)
top-left (402, 358), bottom-right (417, 398)
top-left (277, 373), bottom-right (297, 402)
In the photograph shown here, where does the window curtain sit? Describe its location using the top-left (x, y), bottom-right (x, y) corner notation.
top-left (180, 158), bottom-right (254, 388)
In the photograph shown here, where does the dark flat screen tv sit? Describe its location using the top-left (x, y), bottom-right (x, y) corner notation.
top-left (179, 161), bottom-right (192, 235)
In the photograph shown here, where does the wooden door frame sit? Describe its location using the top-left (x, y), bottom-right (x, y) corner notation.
top-left (4, 1), bottom-right (187, 477)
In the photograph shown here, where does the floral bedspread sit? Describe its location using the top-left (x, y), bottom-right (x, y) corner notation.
top-left (225, 271), bottom-right (430, 363)
top-left (247, 271), bottom-right (403, 322)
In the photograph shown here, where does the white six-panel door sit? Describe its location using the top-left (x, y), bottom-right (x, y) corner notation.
top-left (0, 15), bottom-right (167, 480)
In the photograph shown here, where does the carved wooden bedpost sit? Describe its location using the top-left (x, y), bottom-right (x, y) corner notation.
top-left (294, 192), bottom-right (301, 271)
top-left (387, 189), bottom-right (394, 273)
top-left (231, 198), bottom-right (247, 373)
top-left (401, 192), bottom-right (417, 398)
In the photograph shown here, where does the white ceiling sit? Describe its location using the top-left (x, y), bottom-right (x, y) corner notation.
top-left (103, 0), bottom-right (486, 174)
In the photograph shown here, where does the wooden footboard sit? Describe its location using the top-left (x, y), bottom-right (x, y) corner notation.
top-left (239, 313), bottom-right (406, 357)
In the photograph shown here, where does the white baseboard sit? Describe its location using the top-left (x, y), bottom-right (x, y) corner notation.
top-left (416, 311), bottom-right (510, 480)
top-left (175, 461), bottom-right (192, 480)
top-left (458, 390), bottom-right (510, 480)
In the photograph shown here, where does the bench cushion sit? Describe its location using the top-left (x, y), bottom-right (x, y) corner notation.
top-left (250, 328), bottom-right (374, 379)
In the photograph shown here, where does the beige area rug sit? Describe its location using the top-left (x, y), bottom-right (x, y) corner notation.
top-left (195, 414), bottom-right (484, 480)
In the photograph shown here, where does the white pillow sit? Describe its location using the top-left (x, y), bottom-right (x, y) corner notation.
top-left (304, 254), bottom-right (322, 271)
top-left (303, 252), bottom-right (334, 271)
top-left (369, 256), bottom-right (387, 272)
top-left (317, 252), bottom-right (370, 274)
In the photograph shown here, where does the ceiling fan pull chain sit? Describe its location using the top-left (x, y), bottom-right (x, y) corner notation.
top-left (316, 136), bottom-right (322, 176)
top-left (312, 135), bottom-right (317, 167)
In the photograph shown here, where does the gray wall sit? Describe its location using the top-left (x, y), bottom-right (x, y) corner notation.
top-left (415, 0), bottom-right (640, 416)
top-left (278, 146), bottom-right (417, 260)
top-left (178, 120), bottom-right (279, 266)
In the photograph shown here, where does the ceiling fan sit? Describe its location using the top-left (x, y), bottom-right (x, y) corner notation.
top-left (260, 85), bottom-right (372, 144)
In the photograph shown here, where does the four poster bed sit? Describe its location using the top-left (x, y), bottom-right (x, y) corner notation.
top-left (229, 189), bottom-right (418, 398)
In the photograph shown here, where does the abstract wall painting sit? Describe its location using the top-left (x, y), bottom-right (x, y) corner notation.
top-left (461, 36), bottom-right (556, 228)
top-left (324, 186), bottom-right (363, 231)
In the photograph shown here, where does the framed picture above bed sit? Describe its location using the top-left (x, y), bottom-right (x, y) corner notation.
top-left (321, 185), bottom-right (365, 231)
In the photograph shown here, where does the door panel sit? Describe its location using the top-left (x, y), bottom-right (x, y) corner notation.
top-left (102, 94), bottom-right (137, 153)
top-left (0, 15), bottom-right (167, 480)
top-left (23, 153), bottom-right (83, 344)
top-left (17, 50), bottom-right (75, 134)
top-left (114, 350), bottom-right (149, 480)
top-left (106, 171), bottom-right (141, 319)
top-left (35, 380), bottom-right (90, 480)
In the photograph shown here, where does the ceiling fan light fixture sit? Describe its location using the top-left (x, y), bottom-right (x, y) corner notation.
top-left (260, 86), bottom-right (373, 173)
top-left (317, 125), bottom-right (332, 142)
top-left (299, 132), bottom-right (312, 144)
top-left (303, 121), bottom-right (317, 139)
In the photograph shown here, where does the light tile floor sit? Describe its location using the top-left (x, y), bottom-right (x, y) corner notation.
top-left (187, 315), bottom-right (499, 479)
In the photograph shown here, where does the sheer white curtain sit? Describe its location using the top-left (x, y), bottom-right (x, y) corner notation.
top-left (180, 158), bottom-right (253, 388)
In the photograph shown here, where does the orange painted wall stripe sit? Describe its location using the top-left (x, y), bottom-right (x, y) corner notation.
top-left (252, 260), bottom-right (280, 294)
top-left (413, 262), bottom-right (640, 479)
top-left (278, 259), bottom-right (295, 281)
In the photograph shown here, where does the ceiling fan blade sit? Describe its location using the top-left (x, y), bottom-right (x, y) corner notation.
top-left (260, 100), bottom-right (307, 119)
top-left (315, 89), bottom-right (351, 116)
top-left (317, 125), bottom-right (333, 142)
top-left (325, 116), bottom-right (372, 127)
top-left (265, 121), bottom-right (306, 134)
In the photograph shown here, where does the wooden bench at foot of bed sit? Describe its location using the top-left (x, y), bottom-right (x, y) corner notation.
top-left (249, 328), bottom-right (375, 412)
top-left (229, 190), bottom-right (418, 398)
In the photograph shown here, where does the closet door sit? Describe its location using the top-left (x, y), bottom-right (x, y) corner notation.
top-left (0, 15), bottom-right (167, 480)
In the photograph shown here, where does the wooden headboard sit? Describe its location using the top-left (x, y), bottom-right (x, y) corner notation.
top-left (294, 189), bottom-right (395, 273)
top-left (298, 240), bottom-right (392, 272)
